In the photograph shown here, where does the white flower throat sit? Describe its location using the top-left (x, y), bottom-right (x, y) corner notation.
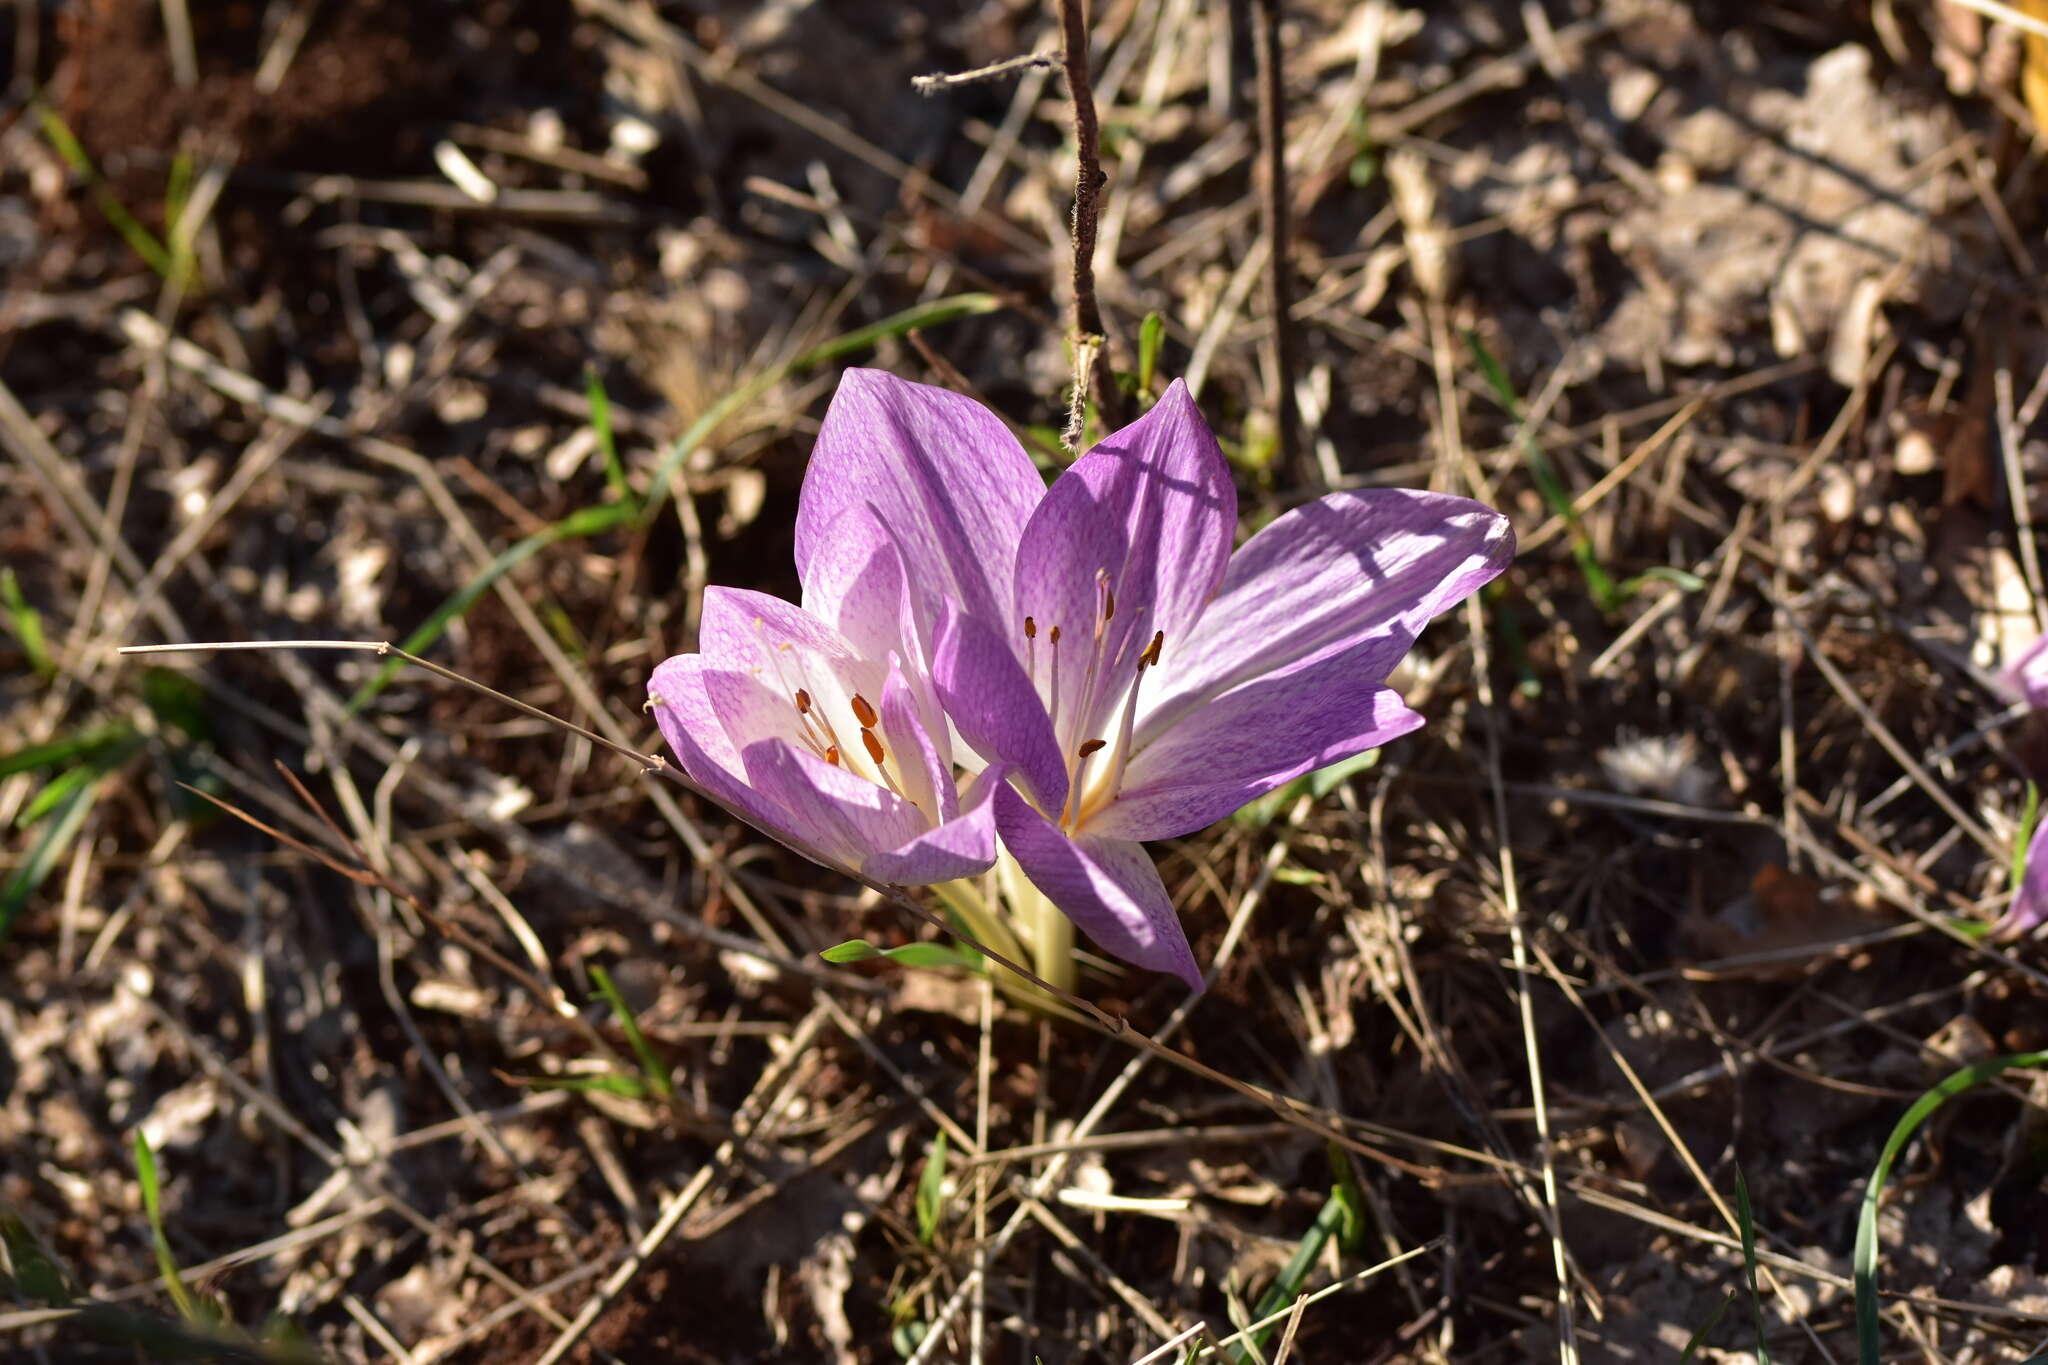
top-left (1021, 568), bottom-right (1163, 832)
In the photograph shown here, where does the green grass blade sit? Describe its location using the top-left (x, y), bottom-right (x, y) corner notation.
top-left (0, 723), bottom-right (134, 780)
top-left (1734, 1167), bottom-right (1773, 1364)
top-left (0, 568), bottom-right (53, 678)
top-left (588, 964), bottom-right (672, 1100)
top-left (636, 292), bottom-right (1002, 525)
top-left (1854, 1050), bottom-right (2048, 1365)
top-left (345, 500), bottom-right (635, 715)
top-left (585, 369), bottom-right (633, 505)
top-left (1679, 1290), bottom-right (1737, 1363)
top-left (1137, 311), bottom-right (1164, 397)
top-left (0, 775), bottom-right (103, 943)
top-left (1227, 1191), bottom-right (1349, 1364)
top-left (133, 1132), bottom-right (199, 1322)
top-left (36, 106), bottom-right (177, 280)
top-left (915, 1131), bottom-right (949, 1244)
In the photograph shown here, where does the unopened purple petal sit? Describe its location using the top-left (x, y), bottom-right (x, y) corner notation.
top-left (1088, 647), bottom-right (1423, 841)
top-left (1012, 380), bottom-right (1236, 748)
top-left (2001, 817), bottom-right (2048, 936)
top-left (866, 765), bottom-right (1005, 884)
top-left (1143, 489), bottom-right (1511, 737)
top-left (796, 369), bottom-right (1044, 638)
top-left (994, 786), bottom-right (1203, 991)
top-left (2002, 635), bottom-right (2048, 710)
top-left (934, 602), bottom-right (1069, 814)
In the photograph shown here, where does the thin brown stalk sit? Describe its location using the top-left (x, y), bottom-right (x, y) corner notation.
top-left (1250, 0), bottom-right (1300, 480)
top-left (1056, 0), bottom-right (1128, 445)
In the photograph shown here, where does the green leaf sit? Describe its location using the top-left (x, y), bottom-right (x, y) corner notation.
top-left (1137, 311), bottom-right (1164, 398)
top-left (819, 938), bottom-right (983, 971)
top-left (1233, 751), bottom-right (1379, 830)
top-left (589, 964), bottom-right (672, 1100)
top-left (585, 368), bottom-right (633, 506)
top-left (0, 723), bottom-right (134, 779)
top-left (0, 569), bottom-right (53, 679)
top-left (0, 774), bottom-right (103, 943)
top-left (1734, 1167), bottom-right (1773, 1365)
top-left (637, 293), bottom-right (1004, 525)
top-left (1228, 1190), bottom-right (1350, 1364)
top-left (134, 1131), bottom-right (199, 1322)
top-left (0, 1208), bottom-right (75, 1304)
top-left (1325, 1142), bottom-right (1367, 1252)
top-left (915, 1131), bottom-right (949, 1245)
top-left (1855, 1050), bottom-right (2048, 1365)
top-left (345, 499), bottom-right (635, 715)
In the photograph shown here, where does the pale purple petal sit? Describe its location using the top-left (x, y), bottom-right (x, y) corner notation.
top-left (880, 657), bottom-right (950, 818)
top-left (742, 738), bottom-right (930, 872)
top-left (1087, 646), bottom-right (1423, 841)
top-left (994, 785), bottom-right (1203, 991)
top-left (2001, 817), bottom-right (2048, 937)
top-left (1143, 489), bottom-right (1511, 737)
top-left (1012, 380), bottom-right (1236, 748)
top-left (934, 602), bottom-right (1069, 815)
top-left (798, 503), bottom-right (918, 666)
top-left (2002, 635), bottom-right (2048, 710)
top-left (699, 584), bottom-right (864, 675)
top-left (648, 655), bottom-right (800, 840)
top-left (796, 369), bottom-right (1044, 637)
top-left (866, 765), bottom-right (1005, 884)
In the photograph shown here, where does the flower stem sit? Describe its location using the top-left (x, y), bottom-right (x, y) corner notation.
top-left (997, 852), bottom-right (1075, 997)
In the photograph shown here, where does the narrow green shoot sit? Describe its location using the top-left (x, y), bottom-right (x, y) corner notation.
top-left (1136, 311), bottom-right (1165, 399)
top-left (0, 569), bottom-right (53, 678)
top-left (915, 1131), bottom-right (949, 1245)
top-left (1679, 1291), bottom-right (1737, 1362)
top-left (588, 964), bottom-right (673, 1100)
top-left (1232, 751), bottom-right (1378, 830)
top-left (36, 105), bottom-right (179, 282)
top-left (1733, 1167), bottom-right (1773, 1364)
top-left (0, 1207), bottom-right (75, 1305)
top-left (1464, 329), bottom-right (1621, 613)
top-left (2013, 782), bottom-right (2040, 889)
top-left (345, 500), bottom-right (635, 714)
top-left (585, 368), bottom-right (633, 505)
top-left (1227, 1189), bottom-right (1350, 1365)
top-left (1854, 1050), bottom-right (2048, 1365)
top-left (133, 1131), bottom-right (200, 1322)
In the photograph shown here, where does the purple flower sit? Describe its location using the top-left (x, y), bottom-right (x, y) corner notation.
top-left (2000, 635), bottom-right (2048, 935)
top-left (798, 370), bottom-right (1513, 990)
top-left (2008, 819), bottom-right (2048, 936)
top-left (647, 530), bottom-right (1004, 887)
top-left (2003, 634), bottom-right (2048, 710)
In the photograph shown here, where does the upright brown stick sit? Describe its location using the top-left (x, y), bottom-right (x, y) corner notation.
top-left (1251, 0), bottom-right (1300, 479)
top-left (1056, 0), bottom-right (1128, 446)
